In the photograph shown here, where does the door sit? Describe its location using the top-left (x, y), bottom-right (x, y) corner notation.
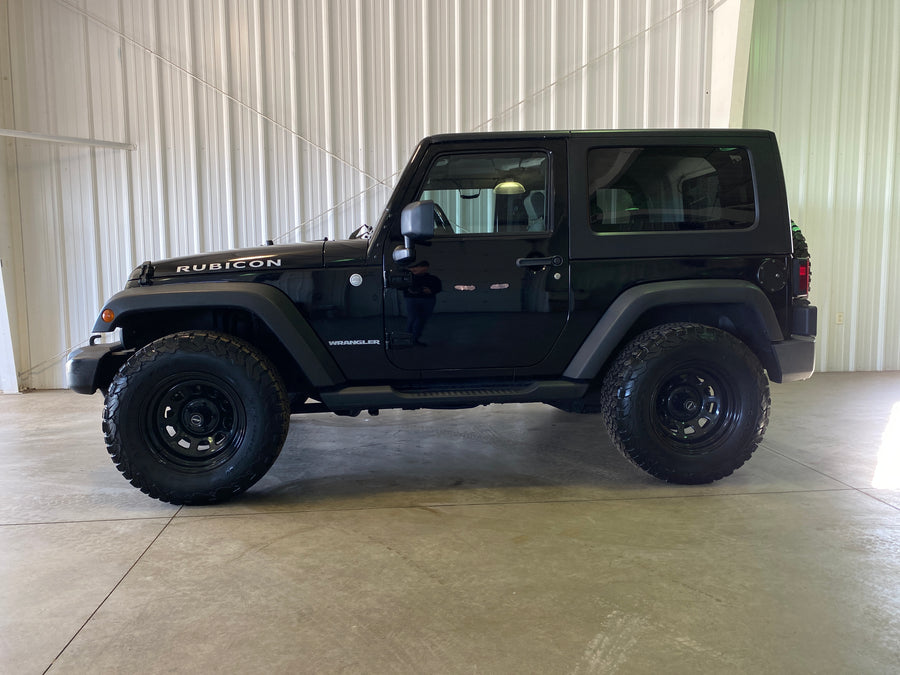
top-left (383, 144), bottom-right (569, 372)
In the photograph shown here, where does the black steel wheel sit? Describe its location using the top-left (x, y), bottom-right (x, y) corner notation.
top-left (652, 367), bottom-right (735, 450)
top-left (601, 323), bottom-right (769, 484)
top-left (103, 331), bottom-right (290, 504)
top-left (144, 374), bottom-right (245, 470)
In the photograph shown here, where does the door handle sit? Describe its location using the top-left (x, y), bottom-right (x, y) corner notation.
top-left (515, 255), bottom-right (564, 268)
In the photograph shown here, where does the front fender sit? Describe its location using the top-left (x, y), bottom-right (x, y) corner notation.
top-left (93, 282), bottom-right (344, 389)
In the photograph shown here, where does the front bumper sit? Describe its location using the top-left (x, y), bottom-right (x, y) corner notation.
top-left (66, 341), bottom-right (132, 394)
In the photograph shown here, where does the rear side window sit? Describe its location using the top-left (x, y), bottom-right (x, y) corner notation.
top-left (587, 146), bottom-right (756, 233)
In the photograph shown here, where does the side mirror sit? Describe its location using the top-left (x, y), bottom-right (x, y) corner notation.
top-left (393, 200), bottom-right (435, 263)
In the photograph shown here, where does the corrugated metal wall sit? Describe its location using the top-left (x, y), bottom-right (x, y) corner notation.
top-left (745, 0), bottom-right (900, 372)
top-left (4, 0), bottom-right (718, 389)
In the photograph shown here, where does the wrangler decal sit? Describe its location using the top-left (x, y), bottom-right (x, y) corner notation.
top-left (328, 339), bottom-right (381, 346)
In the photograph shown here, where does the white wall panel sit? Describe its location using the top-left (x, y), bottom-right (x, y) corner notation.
top-left (3, 0), bottom-right (721, 389)
top-left (745, 0), bottom-right (900, 372)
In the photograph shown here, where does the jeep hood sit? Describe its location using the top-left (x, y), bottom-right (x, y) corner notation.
top-left (148, 239), bottom-right (369, 280)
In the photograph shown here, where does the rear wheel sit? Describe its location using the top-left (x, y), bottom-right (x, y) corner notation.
top-left (103, 331), bottom-right (290, 504)
top-left (601, 323), bottom-right (769, 484)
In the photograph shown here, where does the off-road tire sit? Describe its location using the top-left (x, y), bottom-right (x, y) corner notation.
top-left (791, 220), bottom-right (810, 259)
top-left (103, 331), bottom-right (290, 505)
top-left (601, 323), bottom-right (769, 484)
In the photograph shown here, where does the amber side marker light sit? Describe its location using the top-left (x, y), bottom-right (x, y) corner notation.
top-left (101, 308), bottom-right (115, 323)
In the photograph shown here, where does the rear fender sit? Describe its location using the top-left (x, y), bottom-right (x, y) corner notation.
top-left (564, 280), bottom-right (785, 381)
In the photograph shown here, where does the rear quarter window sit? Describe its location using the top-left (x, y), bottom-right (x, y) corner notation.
top-left (587, 146), bottom-right (756, 233)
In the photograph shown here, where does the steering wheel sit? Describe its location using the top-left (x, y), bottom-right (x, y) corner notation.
top-left (433, 203), bottom-right (455, 235)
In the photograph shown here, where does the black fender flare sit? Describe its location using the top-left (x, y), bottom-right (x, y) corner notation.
top-left (563, 280), bottom-right (785, 381)
top-left (93, 282), bottom-right (345, 389)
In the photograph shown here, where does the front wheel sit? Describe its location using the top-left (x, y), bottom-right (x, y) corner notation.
top-left (103, 331), bottom-right (290, 504)
top-left (601, 323), bottom-right (770, 484)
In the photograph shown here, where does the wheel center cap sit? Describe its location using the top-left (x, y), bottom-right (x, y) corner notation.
top-left (667, 386), bottom-right (702, 421)
top-left (183, 399), bottom-right (219, 434)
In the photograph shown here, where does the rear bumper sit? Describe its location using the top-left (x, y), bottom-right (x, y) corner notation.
top-left (771, 335), bottom-right (816, 382)
top-left (66, 341), bottom-right (131, 394)
top-left (769, 302), bottom-right (817, 382)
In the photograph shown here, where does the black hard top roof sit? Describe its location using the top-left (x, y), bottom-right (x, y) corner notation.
top-left (421, 129), bottom-right (775, 144)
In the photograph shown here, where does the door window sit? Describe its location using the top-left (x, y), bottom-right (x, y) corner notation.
top-left (418, 152), bottom-right (550, 235)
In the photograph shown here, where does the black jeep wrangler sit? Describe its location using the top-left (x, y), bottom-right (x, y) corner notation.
top-left (68, 130), bottom-right (817, 504)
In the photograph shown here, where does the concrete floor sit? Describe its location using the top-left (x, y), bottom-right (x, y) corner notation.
top-left (2, 372), bottom-right (899, 674)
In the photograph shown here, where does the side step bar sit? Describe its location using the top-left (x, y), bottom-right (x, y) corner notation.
top-left (316, 380), bottom-right (588, 412)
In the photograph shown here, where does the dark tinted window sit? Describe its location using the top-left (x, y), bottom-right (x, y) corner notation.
top-left (587, 146), bottom-right (756, 232)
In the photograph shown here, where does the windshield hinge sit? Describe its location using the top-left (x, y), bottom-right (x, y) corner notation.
top-left (138, 261), bottom-right (155, 286)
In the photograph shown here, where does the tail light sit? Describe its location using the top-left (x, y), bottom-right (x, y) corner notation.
top-left (793, 258), bottom-right (811, 296)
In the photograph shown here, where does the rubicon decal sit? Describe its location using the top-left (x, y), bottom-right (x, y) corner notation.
top-left (328, 339), bottom-right (381, 346)
top-left (176, 258), bottom-right (282, 273)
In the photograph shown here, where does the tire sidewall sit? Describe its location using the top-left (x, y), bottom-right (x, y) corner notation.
top-left (105, 333), bottom-right (288, 504)
top-left (609, 324), bottom-right (768, 482)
